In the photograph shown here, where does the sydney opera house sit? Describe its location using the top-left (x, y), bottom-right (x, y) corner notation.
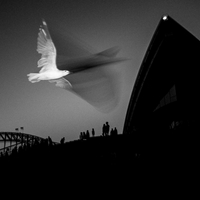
top-left (124, 15), bottom-right (200, 135)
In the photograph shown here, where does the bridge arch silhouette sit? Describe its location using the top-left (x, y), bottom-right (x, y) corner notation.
top-left (0, 132), bottom-right (46, 156)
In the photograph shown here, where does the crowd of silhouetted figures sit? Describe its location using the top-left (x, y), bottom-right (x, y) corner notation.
top-left (0, 122), bottom-right (120, 161)
top-left (0, 122), bottom-right (130, 172)
top-left (79, 122), bottom-right (118, 140)
top-left (0, 120), bottom-right (199, 177)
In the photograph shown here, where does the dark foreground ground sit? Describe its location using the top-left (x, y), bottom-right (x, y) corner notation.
top-left (0, 129), bottom-right (198, 192)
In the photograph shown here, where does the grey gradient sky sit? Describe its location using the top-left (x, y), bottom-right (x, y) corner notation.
top-left (1, 0), bottom-right (200, 142)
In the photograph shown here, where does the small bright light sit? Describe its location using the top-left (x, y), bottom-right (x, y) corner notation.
top-left (163, 16), bottom-right (168, 20)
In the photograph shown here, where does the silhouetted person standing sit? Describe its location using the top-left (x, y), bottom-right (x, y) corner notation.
top-left (102, 124), bottom-right (106, 136)
top-left (86, 130), bottom-right (90, 139)
top-left (60, 137), bottom-right (65, 144)
top-left (110, 128), bottom-right (114, 136)
top-left (79, 132), bottom-right (83, 140)
top-left (48, 136), bottom-right (53, 146)
top-left (92, 128), bottom-right (95, 137)
top-left (82, 131), bottom-right (86, 139)
top-left (105, 122), bottom-right (110, 136)
top-left (114, 127), bottom-right (118, 136)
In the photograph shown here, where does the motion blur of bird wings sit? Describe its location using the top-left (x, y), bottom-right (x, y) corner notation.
top-left (27, 20), bottom-right (126, 112)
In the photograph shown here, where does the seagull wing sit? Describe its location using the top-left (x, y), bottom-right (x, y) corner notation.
top-left (37, 20), bottom-right (57, 73)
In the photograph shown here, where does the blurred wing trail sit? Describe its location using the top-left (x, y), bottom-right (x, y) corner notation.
top-left (28, 19), bottom-right (127, 112)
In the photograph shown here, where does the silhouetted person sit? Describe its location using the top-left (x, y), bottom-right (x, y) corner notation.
top-left (82, 132), bottom-right (86, 139)
top-left (79, 132), bottom-right (83, 140)
top-left (48, 136), bottom-right (53, 146)
top-left (110, 128), bottom-right (114, 136)
top-left (92, 128), bottom-right (95, 137)
top-left (60, 137), bottom-right (65, 144)
top-left (114, 127), bottom-right (118, 136)
top-left (105, 122), bottom-right (110, 136)
top-left (86, 130), bottom-right (90, 139)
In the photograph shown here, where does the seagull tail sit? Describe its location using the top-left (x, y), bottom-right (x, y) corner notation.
top-left (27, 73), bottom-right (41, 83)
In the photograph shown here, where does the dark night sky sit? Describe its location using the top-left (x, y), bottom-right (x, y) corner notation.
top-left (1, 0), bottom-right (200, 142)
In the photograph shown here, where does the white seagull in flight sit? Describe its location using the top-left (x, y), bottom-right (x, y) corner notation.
top-left (27, 20), bottom-right (72, 88)
top-left (27, 19), bottom-right (127, 112)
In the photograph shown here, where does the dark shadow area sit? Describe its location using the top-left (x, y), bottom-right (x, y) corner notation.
top-left (1, 122), bottom-right (198, 178)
